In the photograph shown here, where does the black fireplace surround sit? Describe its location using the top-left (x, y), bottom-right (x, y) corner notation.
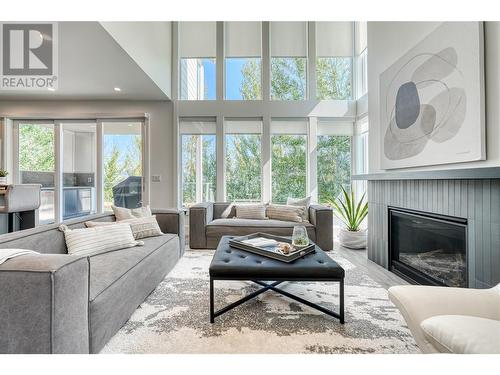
top-left (389, 207), bottom-right (468, 287)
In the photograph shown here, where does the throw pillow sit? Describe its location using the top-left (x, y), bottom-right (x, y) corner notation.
top-left (235, 204), bottom-right (267, 220)
top-left (59, 223), bottom-right (143, 256)
top-left (266, 204), bottom-right (305, 223)
top-left (112, 205), bottom-right (152, 221)
top-left (287, 196), bottom-right (311, 221)
top-left (220, 203), bottom-right (236, 218)
top-left (86, 216), bottom-right (163, 240)
top-left (0, 249), bottom-right (40, 265)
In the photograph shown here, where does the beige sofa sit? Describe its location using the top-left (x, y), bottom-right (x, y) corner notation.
top-left (389, 284), bottom-right (500, 354)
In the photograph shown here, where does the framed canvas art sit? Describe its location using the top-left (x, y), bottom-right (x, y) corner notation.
top-left (379, 22), bottom-right (485, 169)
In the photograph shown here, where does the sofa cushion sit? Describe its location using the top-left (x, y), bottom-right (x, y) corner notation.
top-left (88, 233), bottom-right (177, 301)
top-left (420, 315), bottom-right (500, 354)
top-left (206, 218), bottom-right (315, 239)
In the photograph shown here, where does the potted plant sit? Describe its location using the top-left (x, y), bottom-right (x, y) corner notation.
top-left (329, 186), bottom-right (368, 249)
top-left (0, 169), bottom-right (8, 185)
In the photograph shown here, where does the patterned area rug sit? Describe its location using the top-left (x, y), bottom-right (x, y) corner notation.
top-left (102, 250), bottom-right (419, 354)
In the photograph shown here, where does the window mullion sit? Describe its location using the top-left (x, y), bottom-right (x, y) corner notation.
top-left (54, 121), bottom-right (63, 223)
top-left (308, 117), bottom-right (318, 202)
top-left (216, 21), bottom-right (224, 101)
top-left (262, 22), bottom-right (270, 102)
top-left (308, 22), bottom-right (317, 101)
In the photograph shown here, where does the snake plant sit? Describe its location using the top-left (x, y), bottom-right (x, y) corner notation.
top-left (329, 186), bottom-right (368, 231)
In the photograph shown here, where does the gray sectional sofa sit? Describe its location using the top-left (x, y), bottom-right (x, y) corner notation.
top-left (189, 202), bottom-right (333, 251)
top-left (0, 209), bottom-right (184, 354)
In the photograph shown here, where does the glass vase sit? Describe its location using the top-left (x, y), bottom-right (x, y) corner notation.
top-left (292, 225), bottom-right (309, 248)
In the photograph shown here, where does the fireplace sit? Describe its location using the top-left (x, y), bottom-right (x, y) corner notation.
top-left (389, 207), bottom-right (467, 287)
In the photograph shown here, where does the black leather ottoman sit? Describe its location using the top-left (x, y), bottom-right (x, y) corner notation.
top-left (209, 236), bottom-right (345, 323)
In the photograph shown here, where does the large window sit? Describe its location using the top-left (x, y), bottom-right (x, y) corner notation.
top-left (18, 122), bottom-right (55, 224)
top-left (225, 119), bottom-right (262, 202)
top-left (316, 22), bottom-right (353, 100)
top-left (179, 22), bottom-right (217, 100)
top-left (225, 22), bottom-right (262, 100)
top-left (103, 122), bottom-right (143, 211)
top-left (180, 119), bottom-right (217, 206)
top-left (270, 22), bottom-right (307, 100)
top-left (271, 120), bottom-right (307, 203)
top-left (176, 22), bottom-right (362, 207)
top-left (316, 121), bottom-right (353, 203)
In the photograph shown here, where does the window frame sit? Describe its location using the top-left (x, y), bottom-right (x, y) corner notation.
top-left (12, 117), bottom-right (148, 223)
top-left (174, 21), bottom-right (365, 208)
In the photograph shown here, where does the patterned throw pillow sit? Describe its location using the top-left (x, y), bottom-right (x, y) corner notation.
top-left (59, 223), bottom-right (142, 256)
top-left (235, 204), bottom-right (268, 220)
top-left (266, 204), bottom-right (305, 223)
top-left (85, 216), bottom-right (163, 240)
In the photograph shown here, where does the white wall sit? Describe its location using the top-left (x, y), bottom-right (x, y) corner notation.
top-left (368, 21), bottom-right (500, 173)
top-left (100, 22), bottom-right (173, 99)
top-left (0, 100), bottom-right (175, 208)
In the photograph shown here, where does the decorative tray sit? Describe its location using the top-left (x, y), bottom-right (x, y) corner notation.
top-left (228, 232), bottom-right (315, 263)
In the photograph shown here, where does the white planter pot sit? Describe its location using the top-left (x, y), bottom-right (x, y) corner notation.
top-left (0, 177), bottom-right (7, 184)
top-left (338, 228), bottom-right (367, 249)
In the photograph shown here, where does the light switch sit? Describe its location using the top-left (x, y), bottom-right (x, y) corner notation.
top-left (152, 175), bottom-right (161, 182)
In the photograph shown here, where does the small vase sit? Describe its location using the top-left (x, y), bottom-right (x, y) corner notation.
top-left (0, 177), bottom-right (7, 185)
top-left (338, 228), bottom-right (367, 249)
top-left (292, 225), bottom-right (309, 248)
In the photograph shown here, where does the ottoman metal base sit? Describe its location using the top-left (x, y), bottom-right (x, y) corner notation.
top-left (209, 278), bottom-right (344, 324)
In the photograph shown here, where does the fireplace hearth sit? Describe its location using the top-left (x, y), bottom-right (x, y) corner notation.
top-left (389, 207), bottom-right (467, 287)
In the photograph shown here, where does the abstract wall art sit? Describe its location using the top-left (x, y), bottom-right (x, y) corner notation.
top-left (380, 22), bottom-right (485, 169)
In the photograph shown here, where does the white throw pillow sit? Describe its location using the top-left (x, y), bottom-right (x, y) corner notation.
top-left (420, 315), bottom-right (500, 354)
top-left (235, 204), bottom-right (267, 220)
top-left (0, 249), bottom-right (39, 265)
top-left (287, 196), bottom-right (311, 221)
top-left (59, 223), bottom-right (143, 256)
top-left (267, 204), bottom-right (305, 223)
top-left (112, 205), bottom-right (152, 221)
top-left (86, 216), bottom-right (163, 240)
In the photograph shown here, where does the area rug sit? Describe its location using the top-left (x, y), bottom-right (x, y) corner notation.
top-left (102, 250), bottom-right (419, 354)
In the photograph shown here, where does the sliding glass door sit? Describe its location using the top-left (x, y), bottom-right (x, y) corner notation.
top-left (13, 118), bottom-right (146, 224)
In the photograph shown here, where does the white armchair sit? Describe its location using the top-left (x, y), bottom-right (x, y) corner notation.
top-left (388, 284), bottom-right (500, 354)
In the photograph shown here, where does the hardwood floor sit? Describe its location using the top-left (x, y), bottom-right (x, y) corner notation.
top-left (333, 242), bottom-right (409, 289)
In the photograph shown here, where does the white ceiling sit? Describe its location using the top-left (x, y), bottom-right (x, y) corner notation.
top-left (0, 22), bottom-right (169, 101)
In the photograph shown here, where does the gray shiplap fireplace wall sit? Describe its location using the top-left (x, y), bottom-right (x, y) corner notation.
top-left (354, 168), bottom-right (500, 288)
